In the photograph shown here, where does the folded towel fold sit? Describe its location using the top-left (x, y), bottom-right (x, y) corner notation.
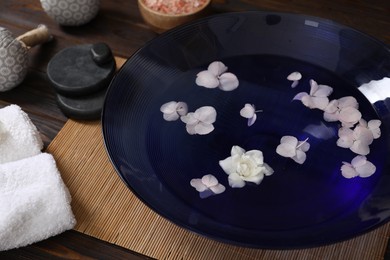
top-left (0, 105), bottom-right (43, 164)
top-left (0, 153), bottom-right (76, 251)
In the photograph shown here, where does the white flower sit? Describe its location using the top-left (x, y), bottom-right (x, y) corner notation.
top-left (323, 96), bottom-right (361, 127)
top-left (239, 104), bottom-right (262, 126)
top-left (293, 79), bottom-right (333, 110)
top-left (337, 119), bottom-right (381, 155)
top-left (219, 146), bottom-right (274, 188)
top-left (341, 155), bottom-right (376, 178)
top-left (195, 61), bottom-right (239, 91)
top-left (287, 71), bottom-right (302, 88)
top-left (160, 101), bottom-right (188, 121)
top-left (190, 174), bottom-right (226, 199)
top-left (180, 106), bottom-right (217, 135)
top-left (276, 136), bottom-right (310, 164)
top-left (0, 121), bottom-right (6, 142)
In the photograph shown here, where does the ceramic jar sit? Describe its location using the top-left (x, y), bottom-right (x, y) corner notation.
top-left (40, 0), bottom-right (100, 26)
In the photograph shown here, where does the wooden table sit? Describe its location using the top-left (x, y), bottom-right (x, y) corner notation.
top-left (1, 0), bottom-right (389, 258)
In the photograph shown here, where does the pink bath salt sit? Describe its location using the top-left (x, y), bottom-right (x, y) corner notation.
top-left (143, 0), bottom-right (208, 15)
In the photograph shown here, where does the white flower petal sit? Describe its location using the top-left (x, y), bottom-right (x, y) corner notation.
top-left (324, 100), bottom-right (339, 113)
top-left (354, 126), bottom-right (374, 145)
top-left (263, 163), bottom-right (274, 176)
top-left (219, 72), bottom-right (239, 91)
top-left (163, 112), bottom-right (180, 121)
top-left (185, 123), bottom-right (197, 135)
top-left (280, 136), bottom-right (298, 146)
top-left (160, 101), bottom-right (178, 114)
top-left (293, 92), bottom-right (308, 101)
top-left (194, 122), bottom-right (214, 135)
top-left (220, 156), bottom-right (236, 174)
top-left (341, 164), bottom-right (358, 178)
top-left (350, 155), bottom-right (367, 168)
top-left (201, 174), bottom-right (218, 187)
top-left (209, 183), bottom-right (226, 194)
top-left (315, 84), bottom-right (333, 97)
top-left (176, 102), bottom-right (188, 116)
top-left (231, 145), bottom-right (245, 156)
top-left (309, 96), bottom-right (329, 110)
top-left (240, 104), bottom-right (255, 119)
top-left (245, 150), bottom-right (264, 165)
top-left (190, 178), bottom-right (208, 192)
top-left (228, 173), bottom-right (246, 188)
top-left (338, 96), bottom-right (358, 109)
top-left (291, 80), bottom-right (299, 88)
top-left (297, 141), bottom-right (310, 152)
top-left (292, 150), bottom-right (307, 164)
top-left (350, 140), bottom-right (370, 155)
top-left (242, 172), bottom-right (264, 185)
top-left (337, 136), bottom-right (354, 148)
top-left (195, 70), bottom-right (219, 88)
top-left (323, 111), bottom-right (339, 122)
top-left (247, 114), bottom-right (257, 126)
top-left (208, 61), bottom-right (228, 76)
top-left (194, 106), bottom-right (217, 124)
top-left (339, 107), bottom-right (362, 124)
top-left (355, 161), bottom-right (376, 178)
top-left (309, 79), bottom-right (319, 95)
top-left (276, 143), bottom-right (297, 158)
top-left (287, 71), bottom-right (302, 81)
top-left (368, 119), bottom-right (381, 139)
top-left (180, 113), bottom-right (197, 124)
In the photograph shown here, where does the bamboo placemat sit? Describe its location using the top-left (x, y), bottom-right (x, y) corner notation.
top-left (46, 58), bottom-right (390, 260)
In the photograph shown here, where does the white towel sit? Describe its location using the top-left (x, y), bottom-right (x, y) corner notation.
top-left (0, 105), bottom-right (43, 164)
top-left (0, 153), bottom-right (76, 251)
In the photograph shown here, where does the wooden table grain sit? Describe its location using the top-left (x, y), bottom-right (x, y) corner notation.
top-left (0, 0), bottom-right (389, 258)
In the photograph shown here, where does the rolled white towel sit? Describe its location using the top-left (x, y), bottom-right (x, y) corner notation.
top-left (0, 153), bottom-right (76, 251)
top-left (0, 105), bottom-right (43, 164)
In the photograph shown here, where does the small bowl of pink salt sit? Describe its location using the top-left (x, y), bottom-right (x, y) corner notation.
top-left (138, 0), bottom-right (211, 32)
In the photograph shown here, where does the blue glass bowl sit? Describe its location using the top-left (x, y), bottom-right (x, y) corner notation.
top-left (102, 11), bottom-right (390, 248)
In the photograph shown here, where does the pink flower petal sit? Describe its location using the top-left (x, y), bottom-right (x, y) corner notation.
top-left (208, 61), bottom-right (228, 76)
top-left (324, 100), bottom-right (339, 113)
top-left (309, 79), bottom-right (319, 95)
top-left (195, 70), bottom-right (219, 88)
top-left (219, 72), bottom-right (239, 91)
